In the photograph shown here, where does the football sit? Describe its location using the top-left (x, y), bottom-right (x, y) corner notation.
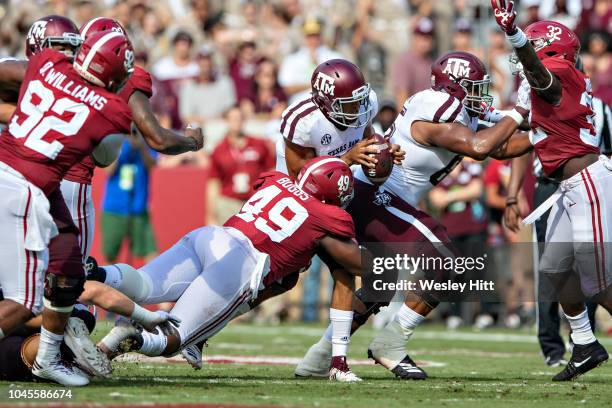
top-left (361, 133), bottom-right (393, 185)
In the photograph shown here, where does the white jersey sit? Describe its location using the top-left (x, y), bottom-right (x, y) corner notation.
top-left (275, 90), bottom-right (379, 174)
top-left (355, 89), bottom-right (478, 207)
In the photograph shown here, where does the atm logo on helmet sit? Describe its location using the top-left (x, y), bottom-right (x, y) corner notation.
top-left (313, 72), bottom-right (336, 96)
top-left (28, 21), bottom-right (48, 43)
top-left (442, 58), bottom-right (471, 79)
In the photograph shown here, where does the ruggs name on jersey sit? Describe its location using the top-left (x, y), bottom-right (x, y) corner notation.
top-left (39, 61), bottom-right (108, 110)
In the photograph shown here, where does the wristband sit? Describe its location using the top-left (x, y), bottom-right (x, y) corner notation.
top-left (506, 28), bottom-right (528, 48)
top-left (506, 109), bottom-right (525, 126)
top-left (506, 197), bottom-right (518, 206)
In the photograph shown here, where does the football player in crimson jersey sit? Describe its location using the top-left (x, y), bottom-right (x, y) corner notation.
top-left (294, 50), bottom-right (531, 381)
top-left (0, 16), bottom-right (204, 264)
top-left (278, 58), bottom-right (405, 178)
top-left (96, 157), bottom-right (366, 382)
top-left (491, 0), bottom-right (611, 380)
top-left (0, 31), bottom-right (136, 386)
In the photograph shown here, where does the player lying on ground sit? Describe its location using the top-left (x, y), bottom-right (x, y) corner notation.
top-left (287, 50), bottom-right (531, 381)
top-left (94, 157), bottom-right (368, 382)
top-left (487, 0), bottom-right (611, 381)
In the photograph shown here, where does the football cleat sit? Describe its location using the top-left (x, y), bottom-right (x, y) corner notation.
top-left (328, 356), bottom-right (361, 382)
top-left (368, 350), bottom-right (427, 380)
top-left (64, 317), bottom-right (112, 378)
top-left (295, 339), bottom-right (332, 378)
top-left (552, 340), bottom-right (608, 381)
top-left (84, 256), bottom-right (106, 282)
top-left (182, 342), bottom-right (205, 370)
top-left (32, 356), bottom-right (90, 386)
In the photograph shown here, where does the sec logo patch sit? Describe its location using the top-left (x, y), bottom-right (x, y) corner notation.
top-left (321, 134), bottom-right (332, 145)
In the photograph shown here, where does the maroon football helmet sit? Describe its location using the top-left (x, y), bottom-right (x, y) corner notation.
top-left (524, 20), bottom-right (580, 63)
top-left (73, 31), bottom-right (134, 92)
top-left (80, 17), bottom-right (127, 40)
top-left (296, 156), bottom-right (354, 208)
top-left (25, 15), bottom-right (82, 59)
top-left (431, 51), bottom-right (493, 116)
top-left (311, 59), bottom-right (372, 128)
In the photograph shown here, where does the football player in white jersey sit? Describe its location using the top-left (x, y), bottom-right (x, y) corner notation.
top-left (295, 51), bottom-right (531, 380)
top-left (277, 58), bottom-right (405, 177)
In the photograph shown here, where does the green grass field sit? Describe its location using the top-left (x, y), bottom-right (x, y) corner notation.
top-left (1, 322), bottom-right (611, 408)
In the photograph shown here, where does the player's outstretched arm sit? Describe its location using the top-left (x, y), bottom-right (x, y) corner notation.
top-left (490, 131), bottom-right (533, 159)
top-left (491, 0), bottom-right (561, 105)
top-left (413, 111), bottom-right (527, 160)
top-left (0, 59), bottom-right (27, 94)
top-left (129, 91), bottom-right (204, 155)
top-left (319, 235), bottom-right (366, 277)
top-left (79, 281), bottom-right (180, 331)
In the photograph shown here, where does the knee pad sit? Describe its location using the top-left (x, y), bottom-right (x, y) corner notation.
top-left (44, 274), bottom-right (85, 311)
top-left (352, 288), bottom-right (391, 327)
top-left (105, 263), bottom-right (151, 303)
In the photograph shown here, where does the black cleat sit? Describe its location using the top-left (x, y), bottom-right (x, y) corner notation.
top-left (552, 340), bottom-right (608, 381)
top-left (367, 349), bottom-right (427, 380)
top-left (84, 256), bottom-right (106, 282)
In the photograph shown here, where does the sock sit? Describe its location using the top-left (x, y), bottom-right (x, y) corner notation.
top-left (103, 265), bottom-right (122, 288)
top-left (35, 327), bottom-right (64, 366)
top-left (323, 323), bottom-right (332, 343)
top-left (565, 310), bottom-right (597, 345)
top-left (394, 304), bottom-right (425, 337)
top-left (138, 330), bottom-right (168, 356)
top-left (330, 308), bottom-right (353, 357)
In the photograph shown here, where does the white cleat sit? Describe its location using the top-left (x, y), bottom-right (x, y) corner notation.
top-left (328, 356), bottom-right (362, 382)
top-left (294, 338), bottom-right (332, 378)
top-left (182, 344), bottom-right (203, 370)
top-left (64, 317), bottom-right (112, 378)
top-left (32, 357), bottom-right (90, 386)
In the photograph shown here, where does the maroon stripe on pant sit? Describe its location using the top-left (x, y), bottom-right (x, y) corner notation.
top-left (23, 188), bottom-right (32, 309)
top-left (585, 168), bottom-right (607, 290)
top-left (81, 185), bottom-right (89, 260)
top-left (184, 289), bottom-right (252, 346)
top-left (580, 170), bottom-right (604, 291)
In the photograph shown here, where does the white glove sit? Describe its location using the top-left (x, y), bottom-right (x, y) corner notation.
top-left (480, 102), bottom-right (506, 123)
top-left (131, 304), bottom-right (182, 331)
top-left (516, 79), bottom-right (531, 112)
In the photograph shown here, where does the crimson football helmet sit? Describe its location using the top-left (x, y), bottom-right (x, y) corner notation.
top-left (431, 51), bottom-right (493, 116)
top-left (80, 17), bottom-right (127, 40)
top-left (524, 20), bottom-right (580, 63)
top-left (311, 59), bottom-right (372, 129)
top-left (73, 31), bottom-right (134, 92)
top-left (296, 156), bottom-right (354, 208)
top-left (25, 15), bottom-right (82, 59)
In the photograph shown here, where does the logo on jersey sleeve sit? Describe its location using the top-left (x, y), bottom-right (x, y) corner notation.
top-left (442, 58), bottom-right (471, 78)
top-left (373, 191), bottom-right (391, 206)
top-left (313, 72), bottom-right (335, 96)
top-left (321, 134), bottom-right (332, 145)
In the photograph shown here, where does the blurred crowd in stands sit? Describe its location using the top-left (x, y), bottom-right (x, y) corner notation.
top-left (1, 0), bottom-right (610, 329)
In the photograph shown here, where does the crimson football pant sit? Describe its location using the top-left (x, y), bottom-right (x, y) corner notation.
top-left (60, 180), bottom-right (94, 262)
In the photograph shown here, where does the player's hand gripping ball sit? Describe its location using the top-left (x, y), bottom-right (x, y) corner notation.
top-left (362, 133), bottom-right (393, 185)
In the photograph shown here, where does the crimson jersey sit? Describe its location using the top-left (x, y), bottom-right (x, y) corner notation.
top-left (530, 57), bottom-right (599, 176)
top-left (63, 65), bottom-right (153, 184)
top-left (224, 171), bottom-right (355, 285)
top-left (0, 49), bottom-right (131, 195)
